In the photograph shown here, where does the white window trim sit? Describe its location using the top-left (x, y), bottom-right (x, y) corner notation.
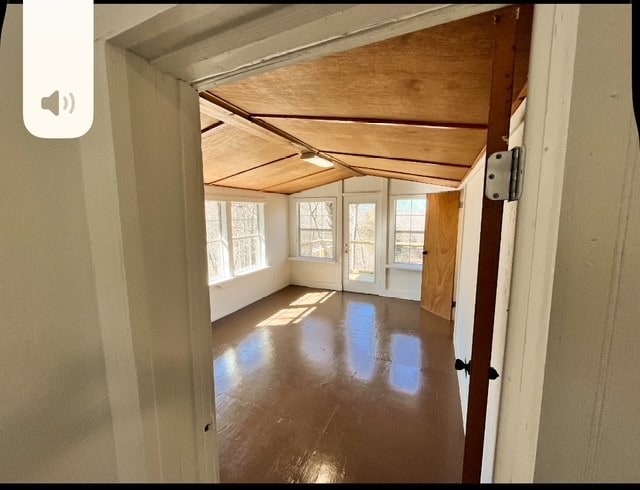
top-left (204, 197), bottom-right (267, 286)
top-left (388, 194), bottom-right (427, 268)
top-left (292, 197), bottom-right (337, 262)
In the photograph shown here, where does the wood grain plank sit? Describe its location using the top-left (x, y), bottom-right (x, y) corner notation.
top-left (263, 167), bottom-right (353, 194)
top-left (420, 190), bottom-right (461, 319)
top-left (328, 153), bottom-right (470, 180)
top-left (201, 124), bottom-right (294, 183)
top-left (214, 155), bottom-right (327, 190)
top-left (209, 9), bottom-right (501, 124)
top-left (200, 111), bottom-right (220, 131)
top-left (260, 118), bottom-right (485, 165)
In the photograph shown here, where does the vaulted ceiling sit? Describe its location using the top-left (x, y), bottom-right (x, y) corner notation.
top-left (199, 5), bottom-right (533, 194)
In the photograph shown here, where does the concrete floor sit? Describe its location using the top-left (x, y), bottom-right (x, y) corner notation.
top-left (211, 285), bottom-right (464, 483)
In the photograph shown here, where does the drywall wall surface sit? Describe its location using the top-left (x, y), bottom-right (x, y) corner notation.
top-left (0, 6), bottom-right (118, 482)
top-left (205, 186), bottom-right (290, 321)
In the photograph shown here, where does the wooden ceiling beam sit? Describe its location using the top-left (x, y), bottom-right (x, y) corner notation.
top-left (327, 151), bottom-right (470, 169)
top-left (252, 114), bottom-right (488, 131)
top-left (200, 120), bottom-right (224, 137)
top-left (199, 92), bottom-right (363, 177)
top-left (262, 167), bottom-right (352, 194)
top-left (207, 153), bottom-right (299, 184)
top-left (353, 167), bottom-right (460, 187)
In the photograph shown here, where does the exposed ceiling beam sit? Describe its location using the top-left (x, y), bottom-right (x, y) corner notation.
top-left (355, 168), bottom-right (459, 187)
top-left (199, 92), bottom-right (363, 177)
top-left (207, 153), bottom-right (299, 185)
top-left (262, 167), bottom-right (352, 194)
top-left (252, 114), bottom-right (488, 131)
top-left (200, 120), bottom-right (224, 137)
top-left (326, 151), bottom-right (471, 170)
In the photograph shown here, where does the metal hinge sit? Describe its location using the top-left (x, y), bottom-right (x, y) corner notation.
top-left (485, 146), bottom-right (525, 201)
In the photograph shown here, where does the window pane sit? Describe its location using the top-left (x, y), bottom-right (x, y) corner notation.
top-left (411, 215), bottom-right (425, 232)
top-left (395, 215), bottom-right (411, 231)
top-left (298, 200), bottom-right (334, 259)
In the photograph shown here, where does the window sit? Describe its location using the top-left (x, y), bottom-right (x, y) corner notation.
top-left (391, 196), bottom-right (427, 265)
top-left (296, 199), bottom-right (335, 259)
top-left (204, 199), bottom-right (266, 284)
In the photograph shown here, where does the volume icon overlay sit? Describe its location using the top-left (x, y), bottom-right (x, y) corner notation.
top-left (23, 0), bottom-right (93, 138)
top-left (41, 91), bottom-right (76, 116)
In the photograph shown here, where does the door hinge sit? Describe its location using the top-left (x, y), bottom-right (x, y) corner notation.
top-left (485, 146), bottom-right (525, 201)
top-left (452, 300), bottom-right (456, 308)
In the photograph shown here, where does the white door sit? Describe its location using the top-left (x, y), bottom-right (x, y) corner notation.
top-left (342, 195), bottom-right (382, 294)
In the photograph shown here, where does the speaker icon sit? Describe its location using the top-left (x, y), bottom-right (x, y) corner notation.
top-left (41, 90), bottom-right (75, 116)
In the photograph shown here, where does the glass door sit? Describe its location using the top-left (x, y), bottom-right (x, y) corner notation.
top-left (343, 196), bottom-right (381, 294)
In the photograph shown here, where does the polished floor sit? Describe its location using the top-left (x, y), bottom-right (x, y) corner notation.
top-left (212, 286), bottom-right (464, 483)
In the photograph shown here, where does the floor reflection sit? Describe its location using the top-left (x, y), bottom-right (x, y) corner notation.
top-left (214, 348), bottom-right (239, 394)
top-left (389, 334), bottom-right (422, 394)
top-left (301, 319), bottom-right (335, 375)
top-left (345, 301), bottom-right (378, 382)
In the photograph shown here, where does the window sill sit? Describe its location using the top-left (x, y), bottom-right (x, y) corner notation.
top-left (209, 265), bottom-right (271, 288)
top-left (385, 263), bottom-right (422, 272)
top-left (287, 256), bottom-right (339, 264)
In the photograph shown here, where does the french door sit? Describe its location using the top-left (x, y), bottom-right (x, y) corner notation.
top-left (342, 195), bottom-right (382, 295)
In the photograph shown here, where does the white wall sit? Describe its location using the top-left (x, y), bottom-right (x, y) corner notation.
top-left (534, 4), bottom-right (640, 482)
top-left (288, 177), bottom-right (451, 300)
top-left (205, 186), bottom-right (290, 321)
top-left (0, 7), bottom-right (118, 482)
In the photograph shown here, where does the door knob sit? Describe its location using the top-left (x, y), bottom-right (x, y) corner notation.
top-left (455, 358), bottom-right (500, 380)
top-left (455, 358), bottom-right (471, 377)
top-left (422, 250), bottom-right (428, 255)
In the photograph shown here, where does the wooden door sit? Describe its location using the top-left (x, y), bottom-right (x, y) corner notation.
top-left (420, 191), bottom-right (460, 320)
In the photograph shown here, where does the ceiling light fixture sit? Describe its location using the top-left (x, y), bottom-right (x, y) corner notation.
top-left (300, 151), bottom-right (334, 168)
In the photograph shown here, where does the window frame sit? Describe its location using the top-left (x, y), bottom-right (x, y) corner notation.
top-left (388, 194), bottom-right (428, 269)
top-left (293, 197), bottom-right (337, 262)
top-left (204, 196), bottom-right (267, 285)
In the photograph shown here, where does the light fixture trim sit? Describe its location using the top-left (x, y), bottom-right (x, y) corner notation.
top-left (300, 151), bottom-right (334, 168)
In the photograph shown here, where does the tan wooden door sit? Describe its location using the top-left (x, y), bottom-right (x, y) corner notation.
top-left (420, 190), bottom-right (460, 320)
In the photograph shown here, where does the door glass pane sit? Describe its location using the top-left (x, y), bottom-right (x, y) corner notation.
top-left (348, 202), bottom-right (376, 283)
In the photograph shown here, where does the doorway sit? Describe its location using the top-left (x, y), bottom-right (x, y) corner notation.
top-left (342, 194), bottom-right (382, 294)
top-left (90, 1), bottom-right (564, 484)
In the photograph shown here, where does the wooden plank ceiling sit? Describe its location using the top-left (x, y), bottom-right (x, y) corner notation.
top-left (199, 5), bottom-right (532, 194)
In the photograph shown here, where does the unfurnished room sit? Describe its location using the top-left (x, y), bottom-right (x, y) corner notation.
top-left (1, 2), bottom-right (638, 484)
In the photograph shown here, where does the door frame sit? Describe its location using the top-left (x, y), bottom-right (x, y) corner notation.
top-left (342, 193), bottom-right (384, 295)
top-left (89, 3), bottom-right (580, 482)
